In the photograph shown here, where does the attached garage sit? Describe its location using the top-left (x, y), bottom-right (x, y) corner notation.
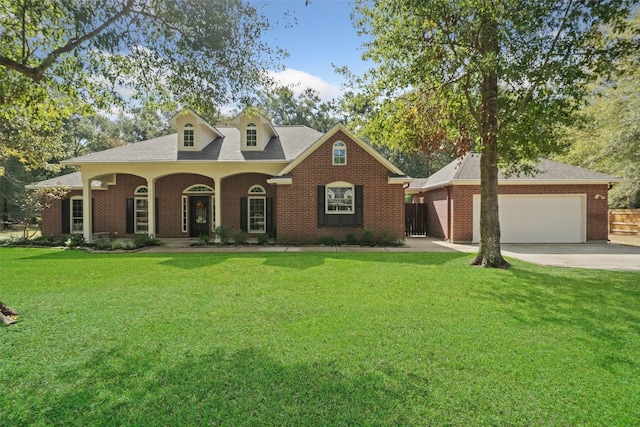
top-left (406, 154), bottom-right (620, 243)
top-left (472, 194), bottom-right (586, 243)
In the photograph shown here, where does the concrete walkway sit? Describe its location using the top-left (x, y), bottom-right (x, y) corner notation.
top-left (142, 237), bottom-right (640, 272)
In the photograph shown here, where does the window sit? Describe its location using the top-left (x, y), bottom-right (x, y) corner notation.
top-left (333, 141), bottom-right (346, 165)
top-left (246, 123), bottom-right (257, 147)
top-left (71, 198), bottom-right (83, 233)
top-left (326, 183), bottom-right (354, 214)
top-left (182, 196), bottom-right (188, 233)
top-left (135, 198), bottom-right (149, 233)
top-left (183, 123), bottom-right (194, 147)
top-left (248, 185), bottom-right (265, 233)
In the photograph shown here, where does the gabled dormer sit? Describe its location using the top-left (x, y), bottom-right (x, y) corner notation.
top-left (231, 109), bottom-right (278, 151)
top-left (169, 108), bottom-right (224, 152)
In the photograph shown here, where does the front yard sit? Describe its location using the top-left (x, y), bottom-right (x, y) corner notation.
top-left (1, 248), bottom-right (639, 425)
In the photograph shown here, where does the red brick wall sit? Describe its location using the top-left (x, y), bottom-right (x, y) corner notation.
top-left (156, 174), bottom-right (216, 237)
top-left (276, 130), bottom-right (405, 242)
top-left (430, 184), bottom-right (610, 242)
top-left (413, 188), bottom-right (449, 239)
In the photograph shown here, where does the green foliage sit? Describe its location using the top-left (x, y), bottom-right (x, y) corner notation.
top-left (350, 0), bottom-right (635, 166)
top-left (133, 234), bottom-right (161, 248)
top-left (320, 235), bottom-right (337, 246)
top-left (375, 230), bottom-right (404, 247)
top-left (215, 226), bottom-right (232, 245)
top-left (1, 249), bottom-right (639, 424)
top-left (257, 234), bottom-right (269, 245)
top-left (197, 234), bottom-right (210, 247)
top-left (348, 0), bottom-right (635, 266)
top-left (233, 230), bottom-right (248, 245)
top-left (65, 234), bottom-right (85, 248)
top-left (250, 86), bottom-right (341, 132)
top-left (345, 233), bottom-right (358, 245)
top-left (558, 12), bottom-right (640, 208)
top-left (361, 228), bottom-right (375, 246)
top-left (0, 0), bottom-right (285, 170)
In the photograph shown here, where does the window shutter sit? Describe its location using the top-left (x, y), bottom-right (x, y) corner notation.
top-left (317, 186), bottom-right (325, 227)
top-left (266, 197), bottom-right (274, 237)
top-left (92, 198), bottom-right (95, 233)
top-left (240, 198), bottom-right (248, 232)
top-left (61, 199), bottom-right (70, 234)
top-left (155, 198), bottom-right (159, 234)
top-left (126, 198), bottom-right (134, 234)
top-left (355, 185), bottom-right (363, 227)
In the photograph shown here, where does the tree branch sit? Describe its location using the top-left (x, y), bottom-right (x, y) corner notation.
top-left (0, 0), bottom-right (137, 81)
top-left (500, 0), bottom-right (575, 130)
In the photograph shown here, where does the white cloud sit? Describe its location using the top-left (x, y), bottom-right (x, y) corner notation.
top-left (267, 69), bottom-right (342, 101)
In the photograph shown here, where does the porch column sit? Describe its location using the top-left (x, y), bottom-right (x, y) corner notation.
top-left (147, 177), bottom-right (156, 238)
top-left (82, 176), bottom-right (93, 243)
top-left (215, 177), bottom-right (222, 230)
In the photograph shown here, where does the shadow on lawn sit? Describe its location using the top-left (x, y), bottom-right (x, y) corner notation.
top-left (470, 264), bottom-right (640, 372)
top-left (15, 248), bottom-right (470, 270)
top-left (10, 346), bottom-right (423, 426)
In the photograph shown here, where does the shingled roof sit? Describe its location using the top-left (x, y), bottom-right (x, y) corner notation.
top-left (407, 153), bottom-right (621, 192)
top-left (62, 125), bottom-right (323, 165)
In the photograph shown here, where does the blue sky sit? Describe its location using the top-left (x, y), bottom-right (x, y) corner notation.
top-left (249, 0), bottom-right (370, 101)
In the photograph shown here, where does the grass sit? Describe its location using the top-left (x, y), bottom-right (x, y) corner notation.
top-left (1, 248), bottom-right (639, 426)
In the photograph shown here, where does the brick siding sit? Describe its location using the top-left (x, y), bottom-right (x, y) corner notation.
top-left (276, 130), bottom-right (405, 242)
top-left (417, 184), bottom-right (610, 242)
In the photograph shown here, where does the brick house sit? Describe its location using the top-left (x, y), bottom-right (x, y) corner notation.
top-left (30, 109), bottom-right (411, 243)
top-left (406, 153), bottom-right (620, 243)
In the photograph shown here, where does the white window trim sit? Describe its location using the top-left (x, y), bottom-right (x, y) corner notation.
top-left (248, 185), bottom-right (266, 194)
top-left (248, 196), bottom-right (266, 233)
top-left (332, 141), bottom-right (347, 165)
top-left (246, 122), bottom-right (258, 148)
top-left (181, 196), bottom-right (188, 233)
top-left (70, 196), bottom-right (83, 234)
top-left (211, 195), bottom-right (216, 232)
top-left (326, 181), bottom-right (354, 215)
top-left (134, 185), bottom-right (148, 195)
top-left (183, 123), bottom-right (195, 148)
top-left (134, 197), bottom-right (149, 234)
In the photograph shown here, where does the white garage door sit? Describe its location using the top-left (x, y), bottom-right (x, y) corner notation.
top-left (472, 194), bottom-right (586, 243)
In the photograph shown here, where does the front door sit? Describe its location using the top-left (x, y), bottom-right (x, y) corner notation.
top-left (189, 196), bottom-right (209, 237)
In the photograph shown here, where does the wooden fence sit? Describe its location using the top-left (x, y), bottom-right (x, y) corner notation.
top-left (609, 209), bottom-right (640, 236)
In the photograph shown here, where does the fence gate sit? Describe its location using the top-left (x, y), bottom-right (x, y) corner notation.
top-left (405, 203), bottom-right (428, 236)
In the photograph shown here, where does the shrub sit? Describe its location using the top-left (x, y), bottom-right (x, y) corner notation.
top-left (320, 235), bottom-right (337, 246)
top-left (111, 240), bottom-right (123, 250)
top-left (93, 237), bottom-right (112, 250)
top-left (345, 233), bottom-right (357, 245)
top-left (121, 240), bottom-right (136, 250)
top-left (65, 234), bottom-right (85, 248)
top-left (361, 228), bottom-right (375, 246)
top-left (257, 234), bottom-right (269, 245)
top-left (215, 226), bottom-right (232, 245)
top-left (197, 234), bottom-right (210, 247)
top-left (376, 230), bottom-right (404, 247)
top-left (276, 234), bottom-right (292, 246)
top-left (233, 230), bottom-right (248, 245)
top-left (134, 234), bottom-right (161, 248)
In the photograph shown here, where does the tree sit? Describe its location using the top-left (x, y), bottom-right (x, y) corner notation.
top-left (349, 0), bottom-right (636, 267)
top-left (256, 86), bottom-right (341, 132)
top-left (1, 0), bottom-right (285, 171)
top-left (558, 13), bottom-right (640, 208)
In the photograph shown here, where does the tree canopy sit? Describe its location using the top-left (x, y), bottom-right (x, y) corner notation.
top-left (348, 0), bottom-right (637, 267)
top-left (0, 0), bottom-right (285, 171)
top-left (558, 13), bottom-right (640, 208)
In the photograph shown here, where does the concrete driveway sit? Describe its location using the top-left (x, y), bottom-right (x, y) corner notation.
top-left (415, 238), bottom-right (640, 272)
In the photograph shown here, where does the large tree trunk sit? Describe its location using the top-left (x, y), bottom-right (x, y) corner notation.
top-left (471, 16), bottom-right (510, 268)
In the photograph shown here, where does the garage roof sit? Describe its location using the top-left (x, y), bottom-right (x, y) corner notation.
top-left (408, 153), bottom-right (622, 192)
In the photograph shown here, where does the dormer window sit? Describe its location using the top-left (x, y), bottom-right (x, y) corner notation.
top-left (246, 123), bottom-right (257, 147)
top-left (183, 124), bottom-right (194, 147)
top-left (333, 141), bottom-right (346, 165)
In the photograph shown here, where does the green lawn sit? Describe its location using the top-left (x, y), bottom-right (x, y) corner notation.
top-left (1, 248), bottom-right (639, 426)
